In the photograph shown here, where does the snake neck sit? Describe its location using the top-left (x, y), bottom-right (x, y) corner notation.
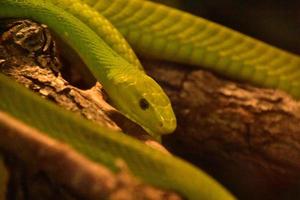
top-left (50, 0), bottom-right (143, 71)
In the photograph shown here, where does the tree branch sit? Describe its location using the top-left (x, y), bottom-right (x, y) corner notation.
top-left (0, 20), bottom-right (179, 200)
top-left (143, 59), bottom-right (300, 200)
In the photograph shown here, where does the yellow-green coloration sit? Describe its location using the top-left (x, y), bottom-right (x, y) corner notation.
top-left (0, 0), bottom-right (176, 138)
top-left (0, 1), bottom-right (235, 199)
top-left (51, 0), bottom-right (142, 69)
top-left (2, 0), bottom-right (299, 199)
top-left (48, 0), bottom-right (177, 136)
top-left (86, 0), bottom-right (300, 99)
top-left (0, 73), bottom-right (235, 200)
top-left (105, 66), bottom-right (176, 136)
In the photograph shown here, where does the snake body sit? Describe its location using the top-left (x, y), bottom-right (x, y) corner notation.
top-left (86, 0), bottom-right (300, 99)
top-left (0, 0), bottom-right (299, 199)
top-left (0, 74), bottom-right (234, 200)
top-left (0, 0), bottom-right (177, 139)
top-left (0, 0), bottom-right (235, 199)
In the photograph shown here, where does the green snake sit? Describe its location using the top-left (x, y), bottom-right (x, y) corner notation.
top-left (91, 0), bottom-right (300, 99)
top-left (1, 0), bottom-right (179, 140)
top-left (0, 0), bottom-right (298, 199)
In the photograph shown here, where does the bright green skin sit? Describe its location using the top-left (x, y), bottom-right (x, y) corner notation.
top-left (51, 0), bottom-right (143, 70)
top-left (3, 0), bottom-right (298, 199)
top-left (0, 1), bottom-right (235, 200)
top-left (0, 69), bottom-right (235, 200)
top-left (86, 0), bottom-right (300, 99)
top-left (0, 0), bottom-right (177, 139)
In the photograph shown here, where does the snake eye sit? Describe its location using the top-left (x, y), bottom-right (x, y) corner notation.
top-left (139, 98), bottom-right (150, 110)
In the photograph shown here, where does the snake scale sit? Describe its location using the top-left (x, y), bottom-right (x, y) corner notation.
top-left (0, 0), bottom-right (298, 199)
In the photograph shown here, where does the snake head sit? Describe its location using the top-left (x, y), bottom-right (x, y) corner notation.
top-left (106, 68), bottom-right (177, 137)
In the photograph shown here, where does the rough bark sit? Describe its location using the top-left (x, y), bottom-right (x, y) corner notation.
top-left (0, 111), bottom-right (181, 200)
top-left (0, 20), bottom-right (179, 199)
top-left (143, 60), bottom-right (300, 200)
top-left (1, 19), bottom-right (300, 200)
